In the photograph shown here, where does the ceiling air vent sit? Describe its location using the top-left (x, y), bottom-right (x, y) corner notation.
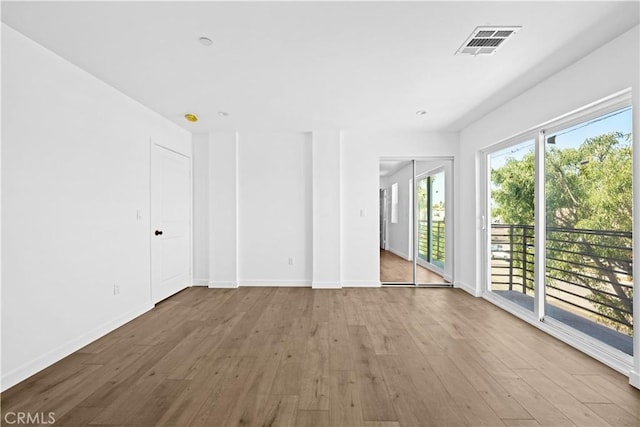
top-left (456, 26), bottom-right (521, 56)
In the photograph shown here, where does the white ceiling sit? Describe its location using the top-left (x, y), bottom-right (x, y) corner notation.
top-left (2, 1), bottom-right (638, 133)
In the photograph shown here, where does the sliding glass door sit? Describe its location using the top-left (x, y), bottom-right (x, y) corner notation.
top-left (544, 106), bottom-right (633, 355)
top-left (487, 139), bottom-right (536, 312)
top-left (485, 94), bottom-right (633, 360)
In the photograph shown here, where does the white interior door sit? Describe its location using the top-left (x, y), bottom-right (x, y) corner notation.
top-left (151, 144), bottom-right (191, 304)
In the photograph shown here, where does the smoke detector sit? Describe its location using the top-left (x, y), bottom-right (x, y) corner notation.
top-left (456, 26), bottom-right (521, 56)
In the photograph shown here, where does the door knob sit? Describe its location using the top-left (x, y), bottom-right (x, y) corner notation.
top-left (155, 230), bottom-right (163, 236)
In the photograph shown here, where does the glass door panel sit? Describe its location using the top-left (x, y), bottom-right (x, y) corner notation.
top-left (415, 161), bottom-right (450, 285)
top-left (544, 107), bottom-right (633, 355)
top-left (416, 172), bottom-right (445, 269)
top-left (430, 171), bottom-right (445, 269)
top-left (417, 176), bottom-right (429, 264)
top-left (488, 139), bottom-right (536, 311)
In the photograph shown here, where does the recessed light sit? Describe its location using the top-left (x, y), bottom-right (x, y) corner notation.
top-left (217, 111), bottom-right (229, 117)
top-left (184, 113), bottom-right (198, 122)
top-left (198, 36), bottom-right (213, 46)
top-left (416, 110), bottom-right (427, 116)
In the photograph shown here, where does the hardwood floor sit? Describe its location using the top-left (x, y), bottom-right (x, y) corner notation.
top-left (2, 287), bottom-right (639, 426)
top-left (380, 250), bottom-right (448, 284)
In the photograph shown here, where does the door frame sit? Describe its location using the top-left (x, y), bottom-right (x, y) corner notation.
top-left (378, 156), bottom-right (454, 286)
top-left (150, 141), bottom-right (193, 304)
top-left (480, 90), bottom-right (635, 377)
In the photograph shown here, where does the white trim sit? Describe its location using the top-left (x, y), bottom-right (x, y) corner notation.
top-left (630, 371), bottom-right (640, 389)
top-left (342, 280), bottom-right (382, 288)
top-left (540, 90), bottom-right (632, 137)
top-left (483, 291), bottom-right (632, 376)
top-left (1, 302), bottom-right (153, 392)
top-left (534, 129), bottom-right (546, 321)
top-left (208, 281), bottom-right (239, 289)
top-left (454, 281), bottom-right (481, 297)
top-left (479, 150), bottom-right (491, 296)
top-left (234, 132), bottom-right (240, 288)
top-left (190, 145), bottom-right (194, 290)
top-left (312, 281), bottom-right (342, 289)
top-left (443, 274), bottom-right (453, 283)
top-left (238, 280), bottom-right (311, 287)
top-left (192, 279), bottom-right (209, 286)
top-left (631, 84), bottom-right (640, 390)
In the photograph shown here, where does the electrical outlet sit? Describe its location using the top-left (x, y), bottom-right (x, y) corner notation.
top-left (113, 283), bottom-right (120, 295)
top-left (288, 257), bottom-right (295, 266)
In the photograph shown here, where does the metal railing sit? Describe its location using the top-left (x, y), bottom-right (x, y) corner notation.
top-left (418, 219), bottom-right (445, 263)
top-left (491, 224), bottom-right (633, 334)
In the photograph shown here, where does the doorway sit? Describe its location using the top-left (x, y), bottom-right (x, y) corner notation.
top-left (379, 158), bottom-right (453, 285)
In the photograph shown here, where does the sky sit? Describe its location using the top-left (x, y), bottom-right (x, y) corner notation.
top-left (489, 106), bottom-right (632, 170)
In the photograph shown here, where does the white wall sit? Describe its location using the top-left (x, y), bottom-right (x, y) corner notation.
top-left (208, 132), bottom-right (239, 287)
top-left (312, 131), bottom-right (342, 288)
top-left (1, 24), bottom-right (192, 390)
top-left (197, 130), bottom-right (457, 288)
top-left (205, 131), bottom-right (314, 287)
top-left (192, 133), bottom-right (209, 285)
top-left (237, 132), bottom-right (312, 285)
top-left (456, 25), bottom-right (640, 297)
top-left (341, 131), bottom-right (458, 286)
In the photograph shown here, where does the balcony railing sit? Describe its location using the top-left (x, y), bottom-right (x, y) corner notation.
top-left (491, 224), bottom-right (633, 337)
top-left (418, 219), bottom-right (445, 265)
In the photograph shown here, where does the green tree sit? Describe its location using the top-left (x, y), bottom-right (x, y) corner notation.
top-left (491, 132), bottom-right (633, 334)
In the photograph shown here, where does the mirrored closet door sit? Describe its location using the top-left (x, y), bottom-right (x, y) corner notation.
top-left (379, 158), bottom-right (453, 286)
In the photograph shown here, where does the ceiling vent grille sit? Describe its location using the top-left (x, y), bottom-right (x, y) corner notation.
top-left (456, 26), bottom-right (521, 56)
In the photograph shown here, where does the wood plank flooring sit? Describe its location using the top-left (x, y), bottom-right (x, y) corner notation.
top-left (2, 287), bottom-right (639, 426)
top-left (380, 250), bottom-right (448, 284)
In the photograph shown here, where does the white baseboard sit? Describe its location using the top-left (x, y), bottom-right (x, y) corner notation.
top-left (342, 280), bottom-right (382, 288)
top-left (453, 281), bottom-right (481, 297)
top-left (238, 280), bottom-right (311, 287)
top-left (629, 371), bottom-right (640, 389)
top-left (1, 302), bottom-right (153, 392)
top-left (192, 278), bottom-right (209, 286)
top-left (312, 281), bottom-right (342, 289)
top-left (209, 281), bottom-right (239, 289)
top-left (387, 247), bottom-right (410, 261)
top-left (443, 274), bottom-right (453, 283)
